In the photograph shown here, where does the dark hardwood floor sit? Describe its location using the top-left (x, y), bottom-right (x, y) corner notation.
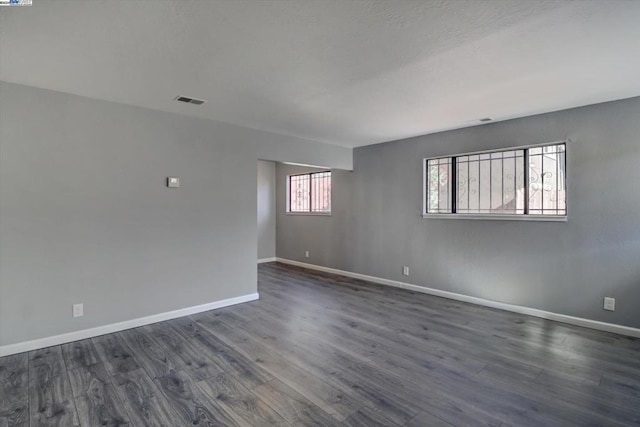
top-left (2, 262), bottom-right (640, 426)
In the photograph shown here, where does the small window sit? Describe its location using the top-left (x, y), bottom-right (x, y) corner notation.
top-left (424, 142), bottom-right (566, 219)
top-left (288, 171), bottom-right (331, 214)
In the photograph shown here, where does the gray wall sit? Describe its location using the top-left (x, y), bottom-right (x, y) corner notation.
top-left (0, 81), bottom-right (351, 348)
top-left (276, 164), bottom-right (353, 268)
top-left (257, 160), bottom-right (276, 260)
top-left (277, 97), bottom-right (640, 328)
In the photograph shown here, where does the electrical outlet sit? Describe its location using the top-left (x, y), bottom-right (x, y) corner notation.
top-left (304, 250), bottom-right (310, 258)
top-left (603, 297), bottom-right (615, 312)
top-left (167, 177), bottom-right (180, 188)
top-left (73, 303), bottom-right (84, 318)
top-left (402, 266), bottom-right (410, 276)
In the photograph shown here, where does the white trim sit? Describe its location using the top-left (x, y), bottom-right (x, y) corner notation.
top-left (285, 212), bottom-right (331, 216)
top-left (258, 257), bottom-right (277, 263)
top-left (281, 162), bottom-right (332, 169)
top-left (275, 258), bottom-right (640, 339)
top-left (422, 214), bottom-right (567, 222)
top-left (0, 293), bottom-right (259, 357)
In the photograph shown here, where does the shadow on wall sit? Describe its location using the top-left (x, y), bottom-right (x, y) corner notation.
top-left (258, 160), bottom-right (276, 260)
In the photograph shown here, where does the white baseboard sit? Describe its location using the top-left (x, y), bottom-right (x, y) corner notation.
top-left (258, 257), bottom-right (277, 264)
top-left (275, 258), bottom-right (640, 339)
top-left (0, 293), bottom-right (259, 357)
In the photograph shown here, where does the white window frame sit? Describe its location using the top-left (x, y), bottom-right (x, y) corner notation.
top-left (423, 140), bottom-right (568, 221)
top-left (286, 171), bottom-right (332, 216)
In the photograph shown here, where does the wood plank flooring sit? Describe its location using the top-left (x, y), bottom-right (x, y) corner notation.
top-left (2, 261), bottom-right (640, 426)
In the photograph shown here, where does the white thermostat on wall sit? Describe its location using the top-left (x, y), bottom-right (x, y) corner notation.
top-left (167, 177), bottom-right (180, 188)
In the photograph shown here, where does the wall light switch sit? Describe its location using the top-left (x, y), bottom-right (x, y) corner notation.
top-left (167, 177), bottom-right (180, 188)
top-left (604, 297), bottom-right (615, 311)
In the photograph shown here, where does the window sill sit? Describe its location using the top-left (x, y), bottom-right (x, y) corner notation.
top-left (286, 212), bottom-right (332, 216)
top-left (422, 214), bottom-right (567, 222)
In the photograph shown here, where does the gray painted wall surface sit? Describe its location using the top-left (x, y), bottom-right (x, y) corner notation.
top-left (277, 97), bottom-right (640, 328)
top-left (257, 160), bottom-right (276, 259)
top-left (0, 82), bottom-right (351, 347)
top-left (276, 164), bottom-right (353, 268)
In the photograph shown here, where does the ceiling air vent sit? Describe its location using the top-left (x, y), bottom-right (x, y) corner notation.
top-left (175, 95), bottom-right (207, 105)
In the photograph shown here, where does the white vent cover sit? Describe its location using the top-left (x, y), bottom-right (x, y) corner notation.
top-left (175, 95), bottom-right (207, 105)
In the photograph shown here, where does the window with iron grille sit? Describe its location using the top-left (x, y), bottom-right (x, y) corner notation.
top-left (424, 142), bottom-right (566, 218)
top-left (288, 171), bottom-right (331, 214)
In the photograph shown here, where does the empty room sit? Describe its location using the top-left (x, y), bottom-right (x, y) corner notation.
top-left (1, 0), bottom-right (640, 426)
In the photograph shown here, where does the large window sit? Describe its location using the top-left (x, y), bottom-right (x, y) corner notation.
top-left (424, 142), bottom-right (566, 219)
top-left (288, 171), bottom-right (331, 214)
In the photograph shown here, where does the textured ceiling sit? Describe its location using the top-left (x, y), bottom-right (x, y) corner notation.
top-left (1, 0), bottom-right (640, 147)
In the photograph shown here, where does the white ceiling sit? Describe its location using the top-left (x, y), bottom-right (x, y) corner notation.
top-left (2, 0), bottom-right (640, 148)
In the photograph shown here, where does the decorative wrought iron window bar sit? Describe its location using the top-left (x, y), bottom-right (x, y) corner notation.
top-left (288, 171), bottom-right (331, 213)
top-left (425, 141), bottom-right (566, 217)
